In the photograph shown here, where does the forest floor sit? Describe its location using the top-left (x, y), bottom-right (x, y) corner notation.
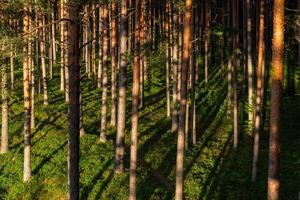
top-left (0, 58), bottom-right (299, 200)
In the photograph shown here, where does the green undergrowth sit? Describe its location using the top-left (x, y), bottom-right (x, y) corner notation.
top-left (0, 54), bottom-right (299, 200)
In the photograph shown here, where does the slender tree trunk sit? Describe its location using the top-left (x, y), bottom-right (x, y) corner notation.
top-left (175, 0), bottom-right (192, 199)
top-left (171, 7), bottom-right (179, 133)
top-left (129, 1), bottom-right (141, 199)
top-left (1, 50), bottom-right (9, 154)
top-left (115, 0), bottom-right (128, 174)
top-left (39, 14), bottom-right (49, 105)
top-left (247, 0), bottom-right (254, 126)
top-left (67, 2), bottom-right (81, 199)
top-left (268, 0), bottom-right (284, 199)
top-left (110, 1), bottom-right (118, 127)
top-left (233, 0), bottom-right (239, 149)
top-left (9, 45), bottom-right (14, 90)
top-left (98, 5), bottom-right (103, 88)
top-left (60, 0), bottom-right (65, 91)
top-left (100, 3), bottom-right (109, 142)
top-left (252, 0), bottom-right (265, 182)
top-left (92, 3), bottom-right (97, 83)
top-left (23, 2), bottom-right (32, 182)
top-left (165, 1), bottom-right (171, 117)
top-left (51, 1), bottom-right (56, 66)
top-left (64, 1), bottom-right (69, 103)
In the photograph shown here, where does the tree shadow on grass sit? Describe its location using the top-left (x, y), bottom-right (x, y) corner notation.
top-left (32, 141), bottom-right (67, 175)
top-left (81, 159), bottom-right (114, 200)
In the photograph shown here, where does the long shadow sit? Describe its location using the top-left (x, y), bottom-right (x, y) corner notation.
top-left (81, 159), bottom-right (113, 200)
top-left (94, 170), bottom-right (115, 200)
top-left (32, 141), bottom-right (67, 175)
top-left (199, 133), bottom-right (233, 199)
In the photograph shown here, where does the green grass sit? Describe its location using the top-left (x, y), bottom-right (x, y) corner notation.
top-left (0, 53), bottom-right (299, 199)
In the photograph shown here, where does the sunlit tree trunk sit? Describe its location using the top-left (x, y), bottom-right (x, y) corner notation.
top-left (110, 1), bottom-right (118, 127)
top-left (252, 0), bottom-right (265, 182)
top-left (0, 49), bottom-right (9, 154)
top-left (100, 3), bottom-right (109, 142)
top-left (92, 3), bottom-right (97, 83)
top-left (175, 0), bottom-right (192, 199)
top-left (247, 0), bottom-right (254, 126)
top-left (268, 0), bottom-right (284, 199)
top-left (64, 0), bottom-right (69, 103)
top-left (165, 1), bottom-right (171, 117)
top-left (115, 0), bottom-right (128, 174)
top-left (171, 6), bottom-right (179, 133)
top-left (129, 1), bottom-right (141, 199)
top-left (97, 5), bottom-right (103, 88)
top-left (23, 2), bottom-right (32, 182)
top-left (60, 0), bottom-right (65, 91)
top-left (39, 13), bottom-right (49, 105)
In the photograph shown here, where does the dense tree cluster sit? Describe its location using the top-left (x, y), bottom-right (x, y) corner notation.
top-left (0, 0), bottom-right (299, 199)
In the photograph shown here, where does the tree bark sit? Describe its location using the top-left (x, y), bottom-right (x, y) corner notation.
top-left (23, 2), bottom-right (32, 182)
top-left (60, 0), bottom-right (65, 91)
top-left (252, 0), bottom-right (265, 182)
top-left (247, 0), bottom-right (254, 126)
top-left (110, 1), bottom-right (118, 127)
top-left (66, 1), bottom-right (81, 199)
top-left (99, 3), bottom-right (109, 142)
top-left (39, 13), bottom-right (49, 105)
top-left (171, 6), bottom-right (179, 133)
top-left (1, 49), bottom-right (9, 154)
top-left (175, 0), bottom-right (192, 199)
top-left (129, 1), bottom-right (141, 198)
top-left (115, 0), bottom-right (128, 174)
top-left (268, 0), bottom-right (284, 199)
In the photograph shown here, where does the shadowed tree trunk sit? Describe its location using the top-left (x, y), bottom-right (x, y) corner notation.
top-left (175, 0), bottom-right (192, 199)
top-left (115, 0), bottom-right (128, 174)
top-left (267, 0), bottom-right (284, 199)
top-left (252, 0), bottom-right (265, 182)
top-left (66, 1), bottom-right (81, 199)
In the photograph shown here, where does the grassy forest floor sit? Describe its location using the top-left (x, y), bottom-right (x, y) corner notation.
top-left (0, 55), bottom-right (299, 200)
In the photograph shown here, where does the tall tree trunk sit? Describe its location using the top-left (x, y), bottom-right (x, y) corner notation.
top-left (60, 0), bottom-right (65, 91)
top-left (171, 6), bottom-right (179, 133)
top-left (268, 0), bottom-right (284, 199)
top-left (233, 0), bottom-right (239, 149)
top-left (175, 0), bottom-right (192, 199)
top-left (1, 50), bottom-right (8, 154)
top-left (247, 0), bottom-right (254, 127)
top-left (39, 13), bottom-right (49, 105)
top-left (97, 5), bottom-right (103, 88)
top-left (66, 1), bottom-right (80, 199)
top-left (115, 0), bottom-right (128, 174)
top-left (23, 2), bottom-right (32, 182)
top-left (252, 0), bottom-right (265, 182)
top-left (129, 1), bottom-right (141, 199)
top-left (9, 45), bottom-right (14, 91)
top-left (64, 1), bottom-right (69, 103)
top-left (165, 1), bottom-right (171, 117)
top-left (51, 0), bottom-right (56, 66)
top-left (92, 3), bottom-right (97, 83)
top-left (100, 3), bottom-right (109, 142)
top-left (110, 1), bottom-right (118, 127)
